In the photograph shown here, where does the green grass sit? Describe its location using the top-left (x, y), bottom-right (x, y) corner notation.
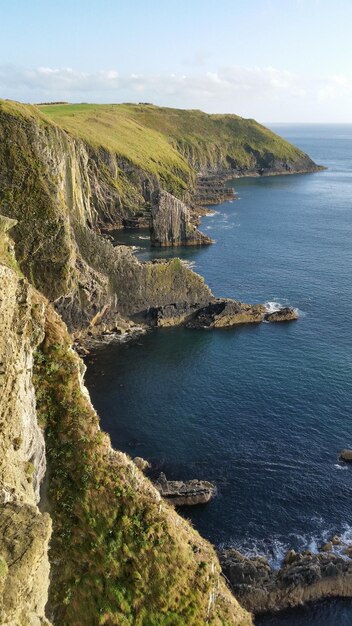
top-left (39, 102), bottom-right (314, 175)
top-left (39, 103), bottom-right (193, 196)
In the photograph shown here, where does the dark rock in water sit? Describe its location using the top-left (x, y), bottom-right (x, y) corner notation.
top-left (154, 472), bottom-right (216, 506)
top-left (340, 449), bottom-right (352, 462)
top-left (264, 307), bottom-right (298, 322)
top-left (186, 299), bottom-right (266, 328)
top-left (150, 190), bottom-right (212, 247)
top-left (219, 548), bottom-right (352, 614)
top-left (145, 298), bottom-right (299, 328)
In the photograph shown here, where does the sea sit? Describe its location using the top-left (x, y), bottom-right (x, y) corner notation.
top-left (85, 125), bottom-right (352, 625)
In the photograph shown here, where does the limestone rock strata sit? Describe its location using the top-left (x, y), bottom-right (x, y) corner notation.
top-left (155, 472), bottom-right (217, 506)
top-left (219, 548), bottom-right (352, 614)
top-left (150, 190), bottom-right (213, 247)
top-left (0, 226), bottom-right (52, 624)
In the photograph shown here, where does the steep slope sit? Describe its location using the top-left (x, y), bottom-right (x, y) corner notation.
top-left (0, 219), bottom-right (253, 625)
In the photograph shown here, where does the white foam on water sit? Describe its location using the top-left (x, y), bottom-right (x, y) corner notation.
top-left (138, 236), bottom-right (150, 240)
top-left (224, 524), bottom-right (352, 569)
top-left (264, 301), bottom-right (283, 313)
top-left (334, 463), bottom-right (348, 470)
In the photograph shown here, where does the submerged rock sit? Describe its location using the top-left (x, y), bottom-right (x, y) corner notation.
top-left (219, 547), bottom-right (352, 614)
top-left (340, 449), bottom-right (352, 462)
top-left (150, 190), bottom-right (213, 247)
top-left (154, 472), bottom-right (216, 506)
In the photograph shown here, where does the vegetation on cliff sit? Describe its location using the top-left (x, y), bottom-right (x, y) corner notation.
top-left (33, 307), bottom-right (252, 625)
top-left (40, 102), bottom-right (319, 190)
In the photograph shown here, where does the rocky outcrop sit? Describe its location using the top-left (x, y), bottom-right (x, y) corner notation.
top-left (186, 299), bottom-right (266, 328)
top-left (146, 298), bottom-right (298, 328)
top-left (155, 473), bottom-right (217, 506)
top-left (219, 547), bottom-right (352, 614)
top-left (150, 190), bottom-right (213, 247)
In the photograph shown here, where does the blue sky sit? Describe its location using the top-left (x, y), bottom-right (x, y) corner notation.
top-left (1, 0), bottom-right (352, 121)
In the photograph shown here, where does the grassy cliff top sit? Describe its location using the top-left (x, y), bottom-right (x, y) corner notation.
top-left (38, 102), bottom-right (316, 174)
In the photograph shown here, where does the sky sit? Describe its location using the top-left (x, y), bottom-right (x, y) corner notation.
top-left (1, 0), bottom-right (352, 122)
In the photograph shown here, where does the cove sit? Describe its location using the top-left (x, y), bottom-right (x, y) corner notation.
top-left (85, 125), bottom-right (352, 624)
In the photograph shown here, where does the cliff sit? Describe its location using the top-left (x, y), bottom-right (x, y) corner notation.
top-left (0, 220), bottom-right (252, 625)
top-left (0, 99), bottom-right (321, 624)
top-left (0, 100), bottom-right (212, 336)
top-left (0, 216), bottom-right (51, 625)
top-left (0, 99), bottom-right (320, 338)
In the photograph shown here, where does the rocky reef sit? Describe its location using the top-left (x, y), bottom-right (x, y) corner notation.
top-left (150, 189), bottom-right (212, 246)
top-left (146, 298), bottom-right (298, 328)
top-left (219, 547), bottom-right (352, 615)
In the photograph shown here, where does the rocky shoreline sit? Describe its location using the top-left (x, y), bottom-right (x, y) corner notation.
top-left (219, 542), bottom-right (352, 615)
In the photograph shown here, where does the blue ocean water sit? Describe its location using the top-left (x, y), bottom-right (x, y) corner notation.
top-left (85, 125), bottom-right (352, 624)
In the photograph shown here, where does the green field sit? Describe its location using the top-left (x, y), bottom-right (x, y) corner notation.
top-left (39, 102), bottom-right (313, 181)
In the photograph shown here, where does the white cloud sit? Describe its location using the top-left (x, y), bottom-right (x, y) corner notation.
top-left (0, 64), bottom-right (305, 101)
top-left (0, 64), bottom-right (351, 121)
top-left (318, 74), bottom-right (352, 100)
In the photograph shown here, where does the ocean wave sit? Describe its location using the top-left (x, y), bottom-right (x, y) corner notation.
top-left (222, 524), bottom-right (352, 569)
top-left (138, 236), bottom-right (150, 240)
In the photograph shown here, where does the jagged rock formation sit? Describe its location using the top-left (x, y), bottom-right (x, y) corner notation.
top-left (150, 189), bottom-right (213, 246)
top-left (219, 548), bottom-right (352, 614)
top-left (0, 222), bottom-right (253, 625)
top-left (155, 472), bottom-right (217, 506)
top-left (0, 217), bottom-right (52, 625)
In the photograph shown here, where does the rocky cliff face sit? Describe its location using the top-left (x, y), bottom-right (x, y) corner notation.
top-left (150, 189), bottom-right (212, 246)
top-left (0, 221), bottom-right (253, 625)
top-left (0, 217), bottom-right (51, 625)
